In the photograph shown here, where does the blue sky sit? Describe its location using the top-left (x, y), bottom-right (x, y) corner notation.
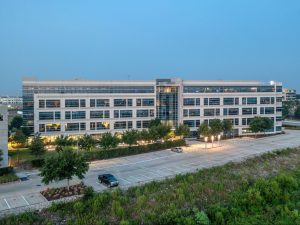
top-left (0, 0), bottom-right (300, 95)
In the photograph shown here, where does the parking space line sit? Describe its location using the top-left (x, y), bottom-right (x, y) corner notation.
top-left (118, 178), bottom-right (131, 184)
top-left (21, 195), bottom-right (30, 206)
top-left (4, 198), bottom-right (11, 209)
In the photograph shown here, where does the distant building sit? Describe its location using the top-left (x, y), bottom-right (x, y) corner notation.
top-left (22, 77), bottom-right (283, 138)
top-left (0, 105), bottom-right (8, 168)
top-left (283, 88), bottom-right (297, 101)
top-left (0, 96), bottom-right (23, 109)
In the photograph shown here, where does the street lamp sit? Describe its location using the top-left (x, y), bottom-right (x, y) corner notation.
top-left (211, 135), bottom-right (214, 148)
top-left (217, 134), bottom-right (221, 146)
top-left (204, 137), bottom-right (208, 149)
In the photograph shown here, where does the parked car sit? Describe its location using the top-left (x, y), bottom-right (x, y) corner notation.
top-left (171, 147), bottom-right (183, 153)
top-left (98, 174), bottom-right (119, 187)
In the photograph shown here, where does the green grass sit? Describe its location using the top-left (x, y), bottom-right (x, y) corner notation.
top-left (0, 172), bottom-right (19, 184)
top-left (1, 146), bottom-right (300, 225)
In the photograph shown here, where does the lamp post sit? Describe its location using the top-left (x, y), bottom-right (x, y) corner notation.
top-left (204, 137), bottom-right (208, 149)
top-left (217, 134), bottom-right (221, 146)
top-left (211, 135), bottom-right (214, 148)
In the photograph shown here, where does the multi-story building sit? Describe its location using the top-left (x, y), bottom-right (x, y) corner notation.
top-left (283, 88), bottom-right (297, 102)
top-left (22, 78), bottom-right (283, 138)
top-left (0, 105), bottom-right (8, 168)
top-left (0, 96), bottom-right (23, 109)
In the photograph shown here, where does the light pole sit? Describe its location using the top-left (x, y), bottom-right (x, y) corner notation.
top-left (211, 135), bottom-right (214, 148)
top-left (204, 137), bottom-right (208, 149)
top-left (217, 134), bottom-right (221, 146)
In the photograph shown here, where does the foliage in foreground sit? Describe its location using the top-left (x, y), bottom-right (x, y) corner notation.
top-left (2, 147), bottom-right (300, 225)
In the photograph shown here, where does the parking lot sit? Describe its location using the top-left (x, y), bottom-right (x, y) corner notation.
top-left (1, 130), bottom-right (300, 215)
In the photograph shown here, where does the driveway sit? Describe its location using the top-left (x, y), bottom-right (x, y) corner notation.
top-left (1, 130), bottom-right (300, 215)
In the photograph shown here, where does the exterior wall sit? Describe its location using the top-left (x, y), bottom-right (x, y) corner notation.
top-left (0, 96), bottom-right (23, 108)
top-left (283, 88), bottom-right (297, 101)
top-left (23, 78), bottom-right (283, 138)
top-left (0, 105), bottom-right (8, 168)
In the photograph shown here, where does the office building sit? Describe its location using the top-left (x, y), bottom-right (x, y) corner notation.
top-left (22, 78), bottom-right (283, 138)
top-left (0, 105), bottom-right (8, 168)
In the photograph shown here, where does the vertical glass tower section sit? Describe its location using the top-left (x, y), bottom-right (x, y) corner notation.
top-left (156, 79), bottom-right (179, 127)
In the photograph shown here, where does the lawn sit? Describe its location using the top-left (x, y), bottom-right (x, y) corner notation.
top-left (1, 146), bottom-right (300, 225)
top-left (0, 172), bottom-right (19, 184)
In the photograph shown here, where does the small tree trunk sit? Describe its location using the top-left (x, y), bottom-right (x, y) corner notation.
top-left (67, 179), bottom-right (70, 191)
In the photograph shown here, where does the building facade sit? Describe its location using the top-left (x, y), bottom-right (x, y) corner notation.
top-left (0, 105), bottom-right (8, 168)
top-left (283, 88), bottom-right (297, 102)
top-left (22, 78), bottom-right (283, 138)
top-left (0, 96), bottom-right (23, 109)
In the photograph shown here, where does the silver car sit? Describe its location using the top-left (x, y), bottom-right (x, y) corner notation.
top-left (171, 147), bottom-right (183, 153)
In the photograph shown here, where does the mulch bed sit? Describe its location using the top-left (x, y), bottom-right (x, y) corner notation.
top-left (41, 182), bottom-right (86, 201)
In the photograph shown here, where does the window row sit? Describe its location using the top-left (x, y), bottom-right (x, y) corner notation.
top-left (184, 86), bottom-right (282, 93)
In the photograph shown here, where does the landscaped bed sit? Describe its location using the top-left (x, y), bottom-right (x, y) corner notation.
top-left (41, 183), bottom-right (86, 201)
top-left (2, 146), bottom-right (300, 225)
top-left (0, 173), bottom-right (19, 184)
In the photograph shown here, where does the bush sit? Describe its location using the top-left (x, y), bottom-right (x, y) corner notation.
top-left (85, 139), bottom-right (186, 161)
top-left (31, 158), bottom-right (45, 168)
top-left (0, 166), bottom-right (13, 176)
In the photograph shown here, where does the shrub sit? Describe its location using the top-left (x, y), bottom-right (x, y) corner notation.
top-left (0, 166), bottom-right (13, 176)
top-left (83, 186), bottom-right (94, 200)
top-left (193, 208), bottom-right (210, 225)
top-left (31, 158), bottom-right (45, 168)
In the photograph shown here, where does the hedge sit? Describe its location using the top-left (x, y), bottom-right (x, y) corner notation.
top-left (84, 139), bottom-right (186, 161)
top-left (0, 166), bottom-right (14, 176)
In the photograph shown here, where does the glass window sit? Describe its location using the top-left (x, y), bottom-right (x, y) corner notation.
top-left (90, 110), bottom-right (110, 119)
top-left (204, 109), bottom-right (215, 116)
top-left (265, 107), bottom-right (275, 114)
top-left (120, 110), bottom-right (132, 118)
top-left (204, 98), bottom-right (208, 106)
top-left (142, 98), bottom-right (154, 106)
top-left (114, 99), bottom-right (126, 107)
top-left (142, 120), bottom-right (150, 128)
top-left (39, 112), bottom-right (54, 120)
top-left (136, 99), bottom-right (142, 106)
top-left (80, 122), bottom-right (86, 131)
top-left (55, 111), bottom-right (61, 120)
top-left (90, 99), bottom-right (95, 107)
top-left (247, 97), bottom-right (257, 105)
top-left (276, 107), bottom-right (282, 112)
top-left (65, 99), bottom-right (79, 108)
top-left (235, 98), bottom-right (239, 105)
top-left (65, 111), bottom-right (71, 119)
top-left (114, 110), bottom-right (119, 118)
top-left (39, 100), bottom-right (45, 108)
top-left (96, 99), bottom-right (110, 107)
top-left (183, 98), bottom-right (195, 106)
top-left (183, 109), bottom-right (188, 117)
top-left (80, 99), bottom-right (86, 107)
top-left (39, 124), bottom-right (45, 132)
top-left (209, 98), bottom-right (220, 105)
top-left (46, 123), bottom-right (61, 132)
top-left (46, 100), bottom-right (60, 108)
top-left (183, 120), bottom-right (195, 127)
top-left (150, 109), bottom-right (155, 117)
top-left (136, 121), bottom-right (142, 128)
top-left (242, 108), bottom-right (253, 115)
top-left (90, 122), bottom-right (96, 130)
top-left (96, 122), bottom-right (110, 130)
top-left (189, 109), bottom-right (200, 117)
top-left (223, 98), bottom-right (234, 105)
top-left (114, 121), bottom-right (127, 129)
top-left (65, 123), bottom-right (79, 131)
top-left (137, 110), bottom-right (149, 117)
top-left (127, 99), bottom-right (132, 106)
top-left (72, 111), bottom-right (86, 119)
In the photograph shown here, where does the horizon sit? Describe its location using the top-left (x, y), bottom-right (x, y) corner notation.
top-left (1, 1), bottom-right (300, 95)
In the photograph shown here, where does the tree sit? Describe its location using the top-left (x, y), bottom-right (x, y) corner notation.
top-left (9, 115), bottom-right (23, 131)
top-left (175, 124), bottom-right (190, 138)
top-left (122, 129), bottom-right (139, 147)
top-left (139, 129), bottom-right (152, 142)
top-left (0, 150), bottom-right (3, 167)
top-left (149, 118), bottom-right (161, 128)
top-left (55, 135), bottom-right (74, 152)
top-left (209, 119), bottom-right (223, 136)
top-left (99, 132), bottom-right (119, 150)
top-left (295, 105), bottom-right (300, 119)
top-left (12, 129), bottom-right (27, 147)
top-left (40, 147), bottom-right (89, 190)
top-left (222, 120), bottom-right (233, 137)
top-left (197, 123), bottom-right (211, 138)
top-left (249, 117), bottom-right (274, 137)
top-left (78, 134), bottom-right (96, 151)
top-left (155, 124), bottom-right (171, 140)
top-left (29, 134), bottom-right (45, 156)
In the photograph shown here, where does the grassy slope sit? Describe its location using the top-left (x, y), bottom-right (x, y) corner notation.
top-left (1, 147), bottom-right (300, 225)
